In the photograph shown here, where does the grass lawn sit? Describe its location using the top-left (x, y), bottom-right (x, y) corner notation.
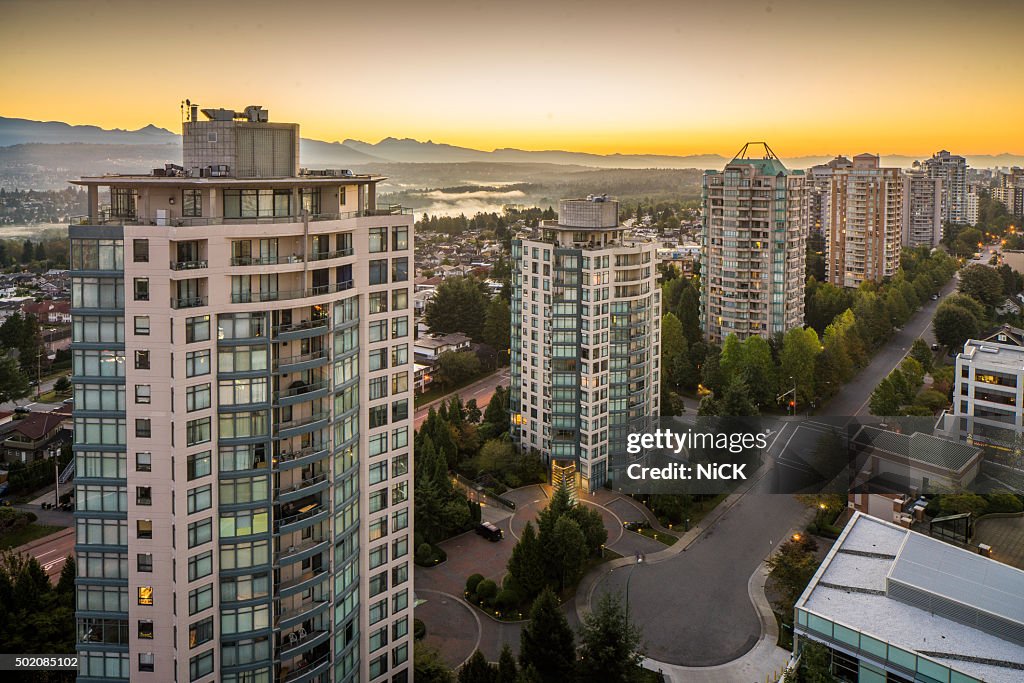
top-left (0, 523), bottom-right (65, 550)
top-left (37, 389), bottom-right (71, 403)
top-left (414, 369), bottom-right (499, 408)
top-left (636, 526), bottom-right (677, 546)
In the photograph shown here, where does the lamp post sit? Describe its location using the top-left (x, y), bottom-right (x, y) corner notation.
top-left (624, 551), bottom-right (644, 629)
top-left (50, 445), bottom-right (59, 508)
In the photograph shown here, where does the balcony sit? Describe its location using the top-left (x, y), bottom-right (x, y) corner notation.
top-left (277, 567), bottom-right (329, 597)
top-left (274, 350), bottom-right (329, 374)
top-left (273, 318), bottom-right (329, 340)
top-left (170, 259), bottom-right (208, 271)
top-left (231, 255), bottom-right (304, 267)
top-left (170, 295), bottom-right (207, 309)
top-left (274, 504), bottom-right (328, 535)
top-left (275, 472), bottom-right (330, 503)
top-left (275, 412), bottom-right (329, 439)
top-left (74, 206), bottom-right (412, 228)
top-left (278, 629), bottom-right (330, 659)
top-left (280, 652), bottom-right (330, 683)
top-left (277, 598), bottom-right (329, 630)
top-left (275, 445), bottom-right (329, 471)
top-left (308, 248), bottom-right (354, 261)
top-left (230, 281), bottom-right (352, 304)
top-left (275, 535), bottom-right (330, 567)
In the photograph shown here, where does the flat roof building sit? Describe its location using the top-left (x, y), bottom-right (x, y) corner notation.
top-left (795, 511), bottom-right (1024, 683)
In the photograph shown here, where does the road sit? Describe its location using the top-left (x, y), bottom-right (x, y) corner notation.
top-left (415, 368), bottom-right (510, 429)
top-left (15, 527), bottom-right (74, 583)
top-left (822, 273), bottom-right (960, 417)
top-left (0, 373), bottom-right (66, 412)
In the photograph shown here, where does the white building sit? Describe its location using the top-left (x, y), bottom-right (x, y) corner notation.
top-left (902, 168), bottom-right (942, 248)
top-left (71, 104), bottom-right (414, 683)
top-left (965, 190), bottom-right (980, 226)
top-left (795, 511), bottom-right (1024, 683)
top-left (943, 337), bottom-right (1024, 450)
top-left (510, 196), bottom-right (661, 492)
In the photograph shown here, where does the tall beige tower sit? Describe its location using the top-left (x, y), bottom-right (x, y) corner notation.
top-left (826, 154), bottom-right (904, 288)
top-left (701, 143), bottom-right (808, 344)
top-left (71, 105), bottom-right (414, 683)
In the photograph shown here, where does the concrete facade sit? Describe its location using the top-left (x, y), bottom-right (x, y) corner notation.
top-left (902, 168), bottom-right (942, 248)
top-left (70, 106), bottom-right (413, 683)
top-left (923, 150), bottom-right (968, 225)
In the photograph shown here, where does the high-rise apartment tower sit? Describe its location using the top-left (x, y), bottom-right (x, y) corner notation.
top-left (71, 104), bottom-right (414, 683)
top-left (701, 143), bottom-right (808, 344)
top-left (510, 196), bottom-right (661, 493)
top-left (923, 149), bottom-right (968, 225)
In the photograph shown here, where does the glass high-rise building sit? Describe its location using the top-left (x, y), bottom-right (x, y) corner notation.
top-left (70, 104), bottom-right (414, 683)
top-left (510, 196), bottom-right (661, 493)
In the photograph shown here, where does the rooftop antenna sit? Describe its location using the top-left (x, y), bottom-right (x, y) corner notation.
top-left (733, 141), bottom-right (779, 161)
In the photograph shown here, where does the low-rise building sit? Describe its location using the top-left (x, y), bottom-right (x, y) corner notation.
top-left (0, 411), bottom-right (69, 464)
top-left (943, 338), bottom-right (1024, 449)
top-left (413, 332), bottom-right (472, 366)
top-left (794, 511), bottom-right (1024, 683)
top-left (850, 425), bottom-right (984, 494)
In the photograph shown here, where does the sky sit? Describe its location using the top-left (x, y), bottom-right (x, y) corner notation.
top-left (2, 0), bottom-right (1023, 157)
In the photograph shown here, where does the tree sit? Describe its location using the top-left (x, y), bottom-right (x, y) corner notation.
top-left (550, 516), bottom-right (587, 591)
top-left (869, 376), bottom-right (902, 416)
top-left (519, 587), bottom-right (576, 681)
top-left (765, 536), bottom-right (819, 614)
top-left (34, 242), bottom-right (47, 262)
top-left (577, 592), bottom-right (644, 683)
top-left (0, 354), bottom-right (30, 404)
top-left (507, 522), bottom-right (546, 600)
top-left (799, 641), bottom-right (833, 683)
top-left (435, 351), bottom-right (482, 389)
top-left (458, 651), bottom-right (497, 683)
top-left (20, 238), bottom-right (33, 264)
top-left (780, 327), bottom-right (821, 408)
top-left (933, 303), bottom-right (979, 350)
top-left (958, 264), bottom-right (1004, 307)
top-left (740, 335), bottom-right (777, 407)
top-left (415, 643), bottom-right (454, 683)
top-left (938, 493), bottom-right (989, 516)
top-left (53, 376), bottom-right (71, 393)
top-left (425, 276), bottom-right (491, 341)
top-left (910, 338), bottom-right (934, 373)
top-left (497, 645), bottom-right (518, 683)
top-left (482, 296), bottom-right (512, 354)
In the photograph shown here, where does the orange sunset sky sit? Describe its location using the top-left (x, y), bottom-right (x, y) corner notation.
top-left (1, 0), bottom-right (1022, 156)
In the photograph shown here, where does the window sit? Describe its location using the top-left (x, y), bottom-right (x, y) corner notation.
top-left (189, 616), bottom-right (214, 648)
top-left (185, 349), bottom-right (211, 377)
top-left (136, 452), bottom-right (152, 472)
top-left (369, 227), bottom-right (388, 253)
top-left (137, 519), bottom-right (153, 539)
top-left (392, 257), bottom-right (408, 282)
top-left (369, 259), bottom-right (388, 285)
top-left (369, 653), bottom-right (388, 679)
top-left (138, 621), bottom-right (154, 640)
top-left (189, 650), bottom-right (213, 682)
top-left (393, 562), bottom-right (408, 586)
top-left (137, 586), bottom-right (153, 606)
top-left (186, 315), bottom-right (211, 343)
top-left (368, 292), bottom-right (388, 314)
top-left (187, 451), bottom-right (212, 480)
top-left (392, 316), bottom-right (408, 338)
top-left (392, 400), bottom-right (408, 422)
top-left (135, 418), bottom-right (151, 438)
top-left (369, 377), bottom-right (387, 400)
top-left (222, 189), bottom-right (292, 219)
top-left (188, 584), bottom-right (213, 615)
top-left (369, 598), bottom-right (388, 625)
top-left (369, 489), bottom-right (387, 514)
top-left (392, 288), bottom-right (408, 310)
top-left (392, 226), bottom-right (408, 250)
top-left (392, 372), bottom-right (408, 395)
top-left (135, 385), bottom-right (151, 404)
top-left (183, 189), bottom-right (202, 218)
top-left (135, 350), bottom-right (151, 369)
top-left (186, 383), bottom-right (211, 412)
top-left (369, 320), bottom-right (388, 343)
top-left (133, 278), bottom-right (150, 301)
top-left (138, 652), bottom-right (154, 672)
top-left (133, 239), bottom-right (149, 263)
top-left (369, 432), bottom-right (388, 457)
top-left (392, 508), bottom-right (408, 532)
top-left (393, 588), bottom-right (408, 613)
top-left (136, 486), bottom-right (152, 506)
top-left (188, 518), bottom-right (212, 548)
top-left (393, 536), bottom-right (408, 560)
top-left (369, 348), bottom-right (388, 372)
top-left (186, 417), bottom-right (211, 446)
top-left (187, 485), bottom-right (212, 514)
top-left (369, 405), bottom-right (388, 429)
top-left (188, 551), bottom-right (213, 582)
top-left (137, 553), bottom-right (153, 572)
top-left (134, 316), bottom-right (150, 335)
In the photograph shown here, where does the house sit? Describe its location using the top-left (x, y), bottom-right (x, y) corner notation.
top-left (979, 323), bottom-right (1024, 346)
top-left (22, 300), bottom-right (72, 324)
top-left (849, 425), bottom-right (983, 494)
top-left (0, 411), bottom-right (71, 464)
top-left (414, 363), bottom-right (433, 394)
top-left (414, 332), bottom-right (472, 366)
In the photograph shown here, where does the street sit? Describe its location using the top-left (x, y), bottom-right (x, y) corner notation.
top-left (822, 273), bottom-right (959, 416)
top-left (415, 367), bottom-right (510, 429)
top-left (0, 373), bottom-right (66, 412)
top-left (15, 527), bottom-right (75, 582)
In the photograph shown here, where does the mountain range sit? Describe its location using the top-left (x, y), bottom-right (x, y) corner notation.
top-left (2, 115), bottom-right (1023, 171)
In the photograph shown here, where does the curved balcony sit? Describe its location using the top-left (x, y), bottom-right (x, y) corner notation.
top-left (273, 381), bottom-right (330, 408)
top-left (308, 248), bottom-right (354, 262)
top-left (171, 295), bottom-right (208, 309)
top-left (278, 629), bottom-right (330, 660)
top-left (275, 472), bottom-right (330, 504)
top-left (230, 281), bottom-right (352, 305)
top-left (274, 412), bottom-right (330, 440)
top-left (275, 536), bottom-right (330, 568)
top-left (274, 503), bottom-right (329, 536)
top-left (231, 255), bottom-right (304, 267)
top-left (274, 350), bottom-right (329, 374)
top-left (277, 567), bottom-right (329, 598)
top-left (280, 652), bottom-right (330, 683)
top-left (272, 319), bottom-right (329, 342)
top-left (275, 445), bottom-right (329, 472)
top-left (276, 598), bottom-right (329, 631)
top-left (170, 259), bottom-right (208, 271)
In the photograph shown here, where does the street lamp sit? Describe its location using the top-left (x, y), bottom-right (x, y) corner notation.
top-left (624, 551), bottom-right (645, 629)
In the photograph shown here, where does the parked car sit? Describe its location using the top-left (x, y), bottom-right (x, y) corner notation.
top-left (931, 293), bottom-right (939, 301)
top-left (475, 522), bottom-right (503, 542)
top-left (931, 343), bottom-right (941, 351)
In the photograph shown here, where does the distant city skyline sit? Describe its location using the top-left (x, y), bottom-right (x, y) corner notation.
top-left (2, 0), bottom-right (1023, 156)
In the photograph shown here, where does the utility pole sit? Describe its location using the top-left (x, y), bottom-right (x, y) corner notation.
top-left (776, 375), bottom-right (797, 416)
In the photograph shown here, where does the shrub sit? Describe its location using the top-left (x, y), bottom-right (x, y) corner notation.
top-left (416, 543), bottom-right (435, 566)
top-left (413, 618), bottom-right (427, 640)
top-left (494, 588), bottom-right (519, 613)
top-left (465, 573), bottom-right (484, 596)
top-left (476, 579), bottom-right (498, 605)
top-left (985, 493), bottom-right (1024, 514)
